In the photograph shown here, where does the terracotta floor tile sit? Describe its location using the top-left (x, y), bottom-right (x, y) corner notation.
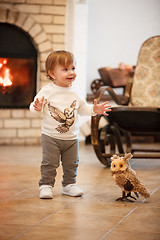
top-left (0, 144), bottom-right (160, 240)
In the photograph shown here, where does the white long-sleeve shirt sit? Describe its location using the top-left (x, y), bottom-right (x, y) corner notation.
top-left (30, 82), bottom-right (96, 140)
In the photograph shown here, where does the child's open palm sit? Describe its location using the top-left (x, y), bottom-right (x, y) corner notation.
top-left (93, 99), bottom-right (111, 116)
top-left (33, 96), bottom-right (45, 111)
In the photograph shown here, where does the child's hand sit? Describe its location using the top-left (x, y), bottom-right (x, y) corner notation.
top-left (33, 96), bottom-right (45, 111)
top-left (93, 99), bottom-right (111, 116)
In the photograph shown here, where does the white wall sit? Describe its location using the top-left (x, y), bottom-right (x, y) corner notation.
top-left (87, 0), bottom-right (160, 93)
top-left (65, 0), bottom-right (88, 97)
top-left (65, 0), bottom-right (89, 141)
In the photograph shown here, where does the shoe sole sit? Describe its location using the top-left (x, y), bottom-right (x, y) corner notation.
top-left (39, 195), bottom-right (53, 199)
top-left (62, 191), bottom-right (83, 197)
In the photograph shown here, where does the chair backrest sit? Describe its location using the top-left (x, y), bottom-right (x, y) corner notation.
top-left (131, 36), bottom-right (160, 107)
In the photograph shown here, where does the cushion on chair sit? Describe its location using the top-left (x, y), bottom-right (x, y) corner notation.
top-left (131, 36), bottom-right (160, 107)
top-left (110, 106), bottom-right (160, 132)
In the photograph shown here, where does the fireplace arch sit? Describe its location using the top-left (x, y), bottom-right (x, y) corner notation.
top-left (0, 8), bottom-right (52, 109)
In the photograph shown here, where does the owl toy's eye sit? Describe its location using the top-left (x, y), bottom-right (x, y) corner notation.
top-left (113, 164), bottom-right (116, 168)
top-left (120, 164), bottom-right (123, 167)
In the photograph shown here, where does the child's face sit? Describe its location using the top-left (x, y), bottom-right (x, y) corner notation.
top-left (49, 62), bottom-right (76, 87)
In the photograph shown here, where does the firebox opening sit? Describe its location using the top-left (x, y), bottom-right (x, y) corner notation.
top-left (0, 23), bottom-right (37, 109)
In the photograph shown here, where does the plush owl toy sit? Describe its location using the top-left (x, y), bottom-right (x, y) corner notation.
top-left (110, 153), bottom-right (150, 201)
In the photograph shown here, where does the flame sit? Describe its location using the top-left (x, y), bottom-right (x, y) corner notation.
top-left (0, 58), bottom-right (13, 87)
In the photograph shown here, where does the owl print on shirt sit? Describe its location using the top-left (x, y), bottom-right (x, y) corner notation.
top-left (48, 100), bottom-right (76, 133)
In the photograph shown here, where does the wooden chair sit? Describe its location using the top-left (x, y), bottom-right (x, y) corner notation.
top-left (91, 36), bottom-right (160, 167)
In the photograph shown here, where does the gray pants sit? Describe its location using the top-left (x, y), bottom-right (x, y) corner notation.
top-left (39, 134), bottom-right (79, 187)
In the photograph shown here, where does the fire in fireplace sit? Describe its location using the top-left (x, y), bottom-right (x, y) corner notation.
top-left (0, 23), bottom-right (37, 109)
top-left (0, 57), bottom-right (36, 108)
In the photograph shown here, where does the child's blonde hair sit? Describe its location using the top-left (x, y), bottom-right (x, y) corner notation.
top-left (45, 50), bottom-right (75, 80)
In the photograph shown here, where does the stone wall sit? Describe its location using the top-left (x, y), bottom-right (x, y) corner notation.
top-left (0, 0), bottom-right (66, 145)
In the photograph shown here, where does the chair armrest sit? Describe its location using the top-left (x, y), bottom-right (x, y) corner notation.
top-left (123, 70), bottom-right (134, 102)
top-left (95, 86), bottom-right (129, 105)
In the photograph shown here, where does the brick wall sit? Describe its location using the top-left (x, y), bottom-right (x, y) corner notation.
top-left (0, 0), bottom-right (66, 145)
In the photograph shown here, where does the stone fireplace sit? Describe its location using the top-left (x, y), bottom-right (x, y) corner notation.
top-left (0, 1), bottom-right (66, 145)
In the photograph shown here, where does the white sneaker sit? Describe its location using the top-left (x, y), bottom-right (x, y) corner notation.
top-left (39, 185), bottom-right (53, 199)
top-left (62, 184), bottom-right (83, 197)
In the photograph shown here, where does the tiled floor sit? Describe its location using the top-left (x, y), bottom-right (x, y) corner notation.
top-left (0, 143), bottom-right (160, 240)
